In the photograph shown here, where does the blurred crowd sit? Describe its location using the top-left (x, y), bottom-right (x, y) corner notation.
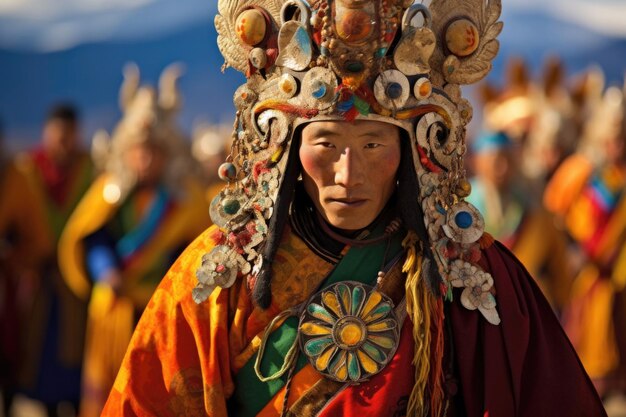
top-left (0, 63), bottom-right (225, 417)
top-left (0, 56), bottom-right (625, 416)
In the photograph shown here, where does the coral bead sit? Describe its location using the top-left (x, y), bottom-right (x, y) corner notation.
top-left (236, 9), bottom-right (267, 46)
top-left (218, 162), bottom-right (237, 182)
top-left (445, 19), bottom-right (480, 57)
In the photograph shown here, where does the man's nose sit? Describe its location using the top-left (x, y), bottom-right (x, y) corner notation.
top-left (334, 147), bottom-right (364, 188)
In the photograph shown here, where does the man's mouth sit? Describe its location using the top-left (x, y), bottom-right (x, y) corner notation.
top-left (328, 198), bottom-right (367, 207)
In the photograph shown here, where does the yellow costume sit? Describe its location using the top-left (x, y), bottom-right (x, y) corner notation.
top-left (58, 63), bottom-right (212, 417)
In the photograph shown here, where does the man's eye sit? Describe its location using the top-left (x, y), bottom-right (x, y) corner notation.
top-left (317, 142), bottom-right (335, 148)
top-left (365, 143), bottom-right (382, 149)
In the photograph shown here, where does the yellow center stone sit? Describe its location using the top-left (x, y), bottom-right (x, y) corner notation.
top-left (339, 322), bottom-right (363, 346)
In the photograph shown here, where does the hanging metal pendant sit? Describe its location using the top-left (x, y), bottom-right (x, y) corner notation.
top-left (275, 0), bottom-right (313, 71)
top-left (209, 189), bottom-right (251, 229)
top-left (275, 21), bottom-right (313, 71)
top-left (442, 201), bottom-right (485, 244)
top-left (393, 4), bottom-right (436, 76)
top-left (299, 281), bottom-right (400, 383)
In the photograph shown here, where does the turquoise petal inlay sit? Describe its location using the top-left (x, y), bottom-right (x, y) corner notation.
top-left (304, 337), bottom-right (334, 356)
top-left (330, 350), bottom-right (348, 381)
top-left (307, 303), bottom-right (335, 325)
top-left (348, 352), bottom-right (361, 381)
top-left (366, 318), bottom-right (397, 332)
top-left (351, 285), bottom-right (365, 316)
top-left (363, 302), bottom-right (392, 323)
top-left (369, 334), bottom-right (394, 349)
top-left (337, 283), bottom-right (351, 316)
top-left (361, 341), bottom-right (386, 363)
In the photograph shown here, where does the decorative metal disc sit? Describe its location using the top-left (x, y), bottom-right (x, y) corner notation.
top-left (299, 281), bottom-right (400, 383)
top-left (442, 201), bottom-right (485, 244)
top-left (374, 69), bottom-right (410, 110)
top-left (209, 189), bottom-right (251, 229)
top-left (301, 67), bottom-right (338, 109)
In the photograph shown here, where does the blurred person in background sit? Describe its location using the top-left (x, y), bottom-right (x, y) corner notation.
top-left (0, 104), bottom-right (94, 417)
top-left (480, 57), bottom-right (579, 199)
top-left (466, 131), bottom-right (572, 312)
top-left (191, 122), bottom-right (232, 204)
top-left (545, 82), bottom-right (626, 398)
top-left (0, 116), bottom-right (21, 416)
top-left (58, 63), bottom-right (211, 417)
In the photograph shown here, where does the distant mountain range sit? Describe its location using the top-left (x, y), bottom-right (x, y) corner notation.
top-left (0, 8), bottom-right (624, 149)
top-left (0, 20), bottom-right (243, 149)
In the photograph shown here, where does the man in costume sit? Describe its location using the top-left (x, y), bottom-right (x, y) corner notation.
top-left (545, 83), bottom-right (626, 398)
top-left (103, 1), bottom-right (605, 416)
top-left (467, 131), bottom-right (572, 311)
top-left (58, 64), bottom-right (211, 417)
top-left (0, 104), bottom-right (93, 416)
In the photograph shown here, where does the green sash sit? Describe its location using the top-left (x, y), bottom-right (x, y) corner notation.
top-left (231, 226), bottom-right (404, 416)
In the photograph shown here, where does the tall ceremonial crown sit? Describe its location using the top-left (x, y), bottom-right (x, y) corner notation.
top-left (196, 0), bottom-right (503, 325)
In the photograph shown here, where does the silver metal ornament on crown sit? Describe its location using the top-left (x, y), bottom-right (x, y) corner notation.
top-left (275, 0), bottom-right (313, 71)
top-left (393, 4), bottom-right (436, 76)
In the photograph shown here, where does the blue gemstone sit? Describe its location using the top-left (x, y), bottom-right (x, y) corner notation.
top-left (385, 82), bottom-right (403, 100)
top-left (312, 82), bottom-right (327, 99)
top-left (337, 97), bottom-right (355, 112)
top-left (455, 211), bottom-right (473, 229)
top-left (375, 47), bottom-right (387, 58)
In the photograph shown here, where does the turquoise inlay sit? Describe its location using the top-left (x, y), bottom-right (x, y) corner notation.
top-left (347, 352), bottom-right (360, 381)
top-left (304, 337), bottom-right (334, 356)
top-left (362, 341), bottom-right (386, 362)
top-left (351, 286), bottom-right (365, 316)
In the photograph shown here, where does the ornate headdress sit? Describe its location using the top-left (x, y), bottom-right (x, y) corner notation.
top-left (195, 0), bottom-right (503, 326)
top-left (578, 81), bottom-right (626, 164)
top-left (92, 63), bottom-right (193, 202)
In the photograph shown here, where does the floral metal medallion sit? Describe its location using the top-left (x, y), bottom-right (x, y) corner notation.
top-left (299, 281), bottom-right (400, 383)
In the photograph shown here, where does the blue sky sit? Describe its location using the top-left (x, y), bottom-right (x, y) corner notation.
top-left (0, 0), bottom-right (217, 51)
top-left (0, 0), bottom-right (624, 52)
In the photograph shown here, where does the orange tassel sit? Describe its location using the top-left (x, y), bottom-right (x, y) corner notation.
top-left (479, 232), bottom-right (495, 249)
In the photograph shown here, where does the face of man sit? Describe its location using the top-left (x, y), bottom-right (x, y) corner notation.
top-left (123, 141), bottom-right (167, 187)
top-left (42, 118), bottom-right (79, 164)
top-left (300, 120), bottom-right (401, 231)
